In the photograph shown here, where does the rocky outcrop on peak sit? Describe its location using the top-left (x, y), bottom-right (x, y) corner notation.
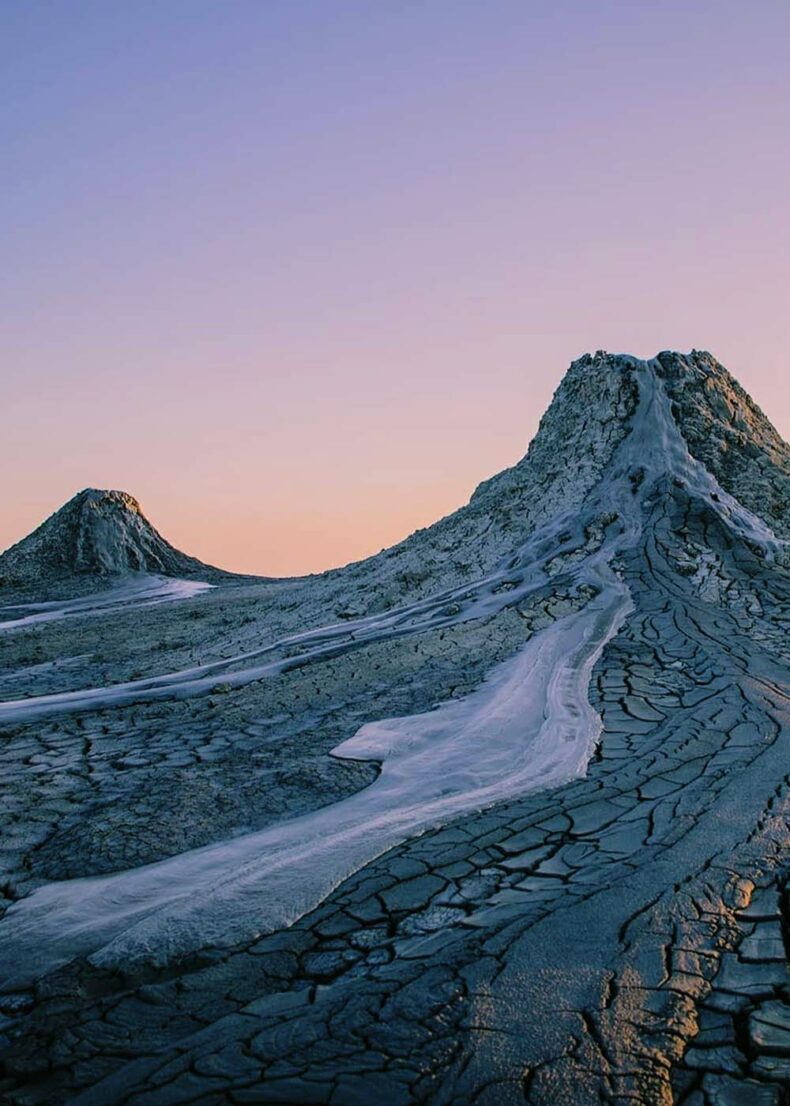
top-left (658, 349), bottom-right (790, 540)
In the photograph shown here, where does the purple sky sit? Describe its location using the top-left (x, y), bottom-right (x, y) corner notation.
top-left (3, 1), bottom-right (789, 574)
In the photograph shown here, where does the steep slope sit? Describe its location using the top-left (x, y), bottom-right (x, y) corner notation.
top-left (1, 351), bottom-right (789, 1106)
top-left (0, 488), bottom-right (222, 586)
top-left (326, 351), bottom-right (639, 610)
top-left (304, 348), bottom-right (787, 617)
top-left (659, 349), bottom-right (790, 540)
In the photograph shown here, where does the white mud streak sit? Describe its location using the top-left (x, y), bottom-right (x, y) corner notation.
top-left (0, 575), bottom-right (212, 633)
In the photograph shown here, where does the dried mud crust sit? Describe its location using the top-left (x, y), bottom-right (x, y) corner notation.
top-left (1, 585), bottom-right (604, 887)
top-left (1, 479), bottom-right (789, 1106)
top-left (1, 353), bottom-right (789, 1106)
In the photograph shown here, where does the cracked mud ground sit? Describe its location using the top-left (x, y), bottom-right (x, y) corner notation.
top-left (0, 351), bottom-right (789, 1105)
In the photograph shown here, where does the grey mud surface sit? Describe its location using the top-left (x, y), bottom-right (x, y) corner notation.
top-left (1, 352), bottom-right (788, 1106)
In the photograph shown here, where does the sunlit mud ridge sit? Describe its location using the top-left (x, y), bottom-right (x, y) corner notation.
top-left (1, 351), bottom-right (789, 1106)
top-left (0, 358), bottom-right (783, 990)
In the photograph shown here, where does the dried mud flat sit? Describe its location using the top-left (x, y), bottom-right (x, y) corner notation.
top-left (0, 351), bottom-right (789, 1106)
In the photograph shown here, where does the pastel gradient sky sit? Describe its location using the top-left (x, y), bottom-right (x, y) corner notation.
top-left (3, 1), bottom-right (789, 576)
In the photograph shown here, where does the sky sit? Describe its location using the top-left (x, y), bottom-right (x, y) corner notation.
top-left (2, 0), bottom-right (789, 576)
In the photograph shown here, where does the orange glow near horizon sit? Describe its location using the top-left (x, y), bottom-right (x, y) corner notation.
top-left (2, 3), bottom-right (789, 576)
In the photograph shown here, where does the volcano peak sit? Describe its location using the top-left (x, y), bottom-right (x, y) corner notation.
top-left (0, 486), bottom-right (218, 586)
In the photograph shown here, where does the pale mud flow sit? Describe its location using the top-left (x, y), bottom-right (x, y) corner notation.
top-left (0, 576), bottom-right (213, 632)
top-left (1, 351), bottom-right (789, 1106)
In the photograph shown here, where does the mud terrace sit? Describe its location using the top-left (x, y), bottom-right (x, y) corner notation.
top-left (0, 351), bottom-right (788, 1106)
